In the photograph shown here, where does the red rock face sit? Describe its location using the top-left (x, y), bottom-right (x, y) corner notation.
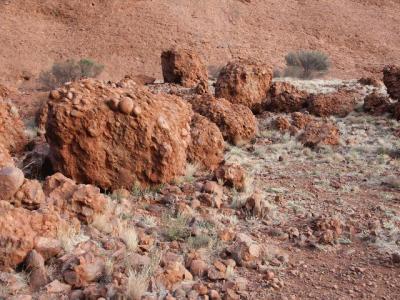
top-left (0, 100), bottom-right (27, 154)
top-left (383, 65), bottom-right (400, 100)
top-left (215, 60), bottom-right (272, 112)
top-left (190, 95), bottom-right (257, 146)
top-left (0, 201), bottom-right (61, 270)
top-left (308, 90), bottom-right (357, 117)
top-left (161, 48), bottom-right (208, 89)
top-left (45, 79), bottom-right (192, 190)
top-left (265, 82), bottom-right (309, 113)
top-left (363, 92), bottom-right (391, 115)
top-left (187, 113), bottom-right (224, 171)
top-left (299, 121), bottom-right (340, 148)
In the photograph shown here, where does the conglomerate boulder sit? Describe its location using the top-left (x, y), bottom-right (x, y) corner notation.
top-left (161, 48), bottom-right (209, 89)
top-left (383, 65), bottom-right (400, 100)
top-left (215, 60), bottom-right (272, 112)
top-left (190, 95), bottom-right (257, 146)
top-left (45, 79), bottom-right (193, 190)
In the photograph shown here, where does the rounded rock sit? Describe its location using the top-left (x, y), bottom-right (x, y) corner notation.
top-left (0, 167), bottom-right (25, 199)
top-left (118, 98), bottom-right (134, 114)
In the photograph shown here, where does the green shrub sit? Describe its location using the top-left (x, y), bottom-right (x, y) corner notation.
top-left (284, 50), bottom-right (330, 79)
top-left (39, 58), bottom-right (104, 89)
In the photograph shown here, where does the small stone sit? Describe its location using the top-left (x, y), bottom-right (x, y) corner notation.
top-left (133, 105), bottom-right (142, 116)
top-left (25, 250), bottom-right (48, 290)
top-left (119, 98), bottom-right (134, 114)
top-left (107, 98), bottom-right (120, 111)
top-left (190, 259), bottom-right (208, 277)
top-left (209, 290), bottom-right (221, 300)
top-left (46, 280), bottom-right (71, 293)
top-left (49, 90), bottom-right (61, 100)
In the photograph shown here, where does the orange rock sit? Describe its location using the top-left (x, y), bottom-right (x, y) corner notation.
top-left (215, 164), bottom-right (246, 192)
top-left (161, 48), bottom-right (208, 89)
top-left (0, 201), bottom-right (61, 270)
top-left (188, 113), bottom-right (224, 171)
top-left (0, 167), bottom-right (24, 200)
top-left (298, 121), bottom-right (340, 148)
top-left (266, 81), bottom-right (308, 112)
top-left (45, 79), bottom-right (192, 189)
top-left (43, 173), bottom-right (106, 224)
top-left (12, 179), bottom-right (45, 210)
top-left (0, 143), bottom-right (14, 168)
top-left (190, 95), bottom-right (257, 146)
top-left (0, 100), bottom-right (27, 154)
top-left (215, 60), bottom-right (272, 112)
top-left (308, 90), bottom-right (358, 117)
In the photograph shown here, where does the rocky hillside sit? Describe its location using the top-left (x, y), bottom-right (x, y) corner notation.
top-left (1, 0), bottom-right (400, 85)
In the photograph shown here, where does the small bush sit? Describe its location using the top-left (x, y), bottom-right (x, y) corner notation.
top-left (284, 50), bottom-right (330, 79)
top-left (39, 58), bottom-right (104, 89)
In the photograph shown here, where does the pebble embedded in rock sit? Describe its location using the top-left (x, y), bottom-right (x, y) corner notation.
top-left (118, 97), bottom-right (134, 114)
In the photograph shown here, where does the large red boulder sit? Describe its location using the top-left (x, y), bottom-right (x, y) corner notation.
top-left (0, 100), bottom-right (27, 154)
top-left (161, 48), bottom-right (208, 89)
top-left (215, 60), bottom-right (272, 112)
top-left (45, 79), bottom-right (193, 190)
top-left (308, 90), bottom-right (358, 117)
top-left (383, 65), bottom-right (400, 100)
top-left (187, 113), bottom-right (224, 171)
top-left (265, 81), bottom-right (309, 112)
top-left (190, 95), bottom-right (257, 146)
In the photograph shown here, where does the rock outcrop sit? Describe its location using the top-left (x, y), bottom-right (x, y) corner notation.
top-left (383, 65), bottom-right (400, 100)
top-left (265, 82), bottom-right (309, 112)
top-left (215, 60), bottom-right (272, 112)
top-left (190, 95), bottom-right (257, 146)
top-left (161, 48), bottom-right (208, 89)
top-left (187, 114), bottom-right (224, 171)
top-left (308, 90), bottom-right (357, 117)
top-left (0, 100), bottom-right (26, 154)
top-left (45, 79), bottom-right (192, 189)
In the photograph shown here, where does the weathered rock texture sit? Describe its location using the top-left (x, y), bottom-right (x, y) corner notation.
top-left (0, 144), bottom-right (14, 168)
top-left (0, 201), bottom-right (61, 270)
top-left (0, 100), bottom-right (26, 154)
top-left (161, 48), bottom-right (208, 89)
top-left (190, 95), bottom-right (257, 146)
top-left (45, 79), bottom-right (192, 189)
top-left (0, 167), bottom-right (25, 200)
top-left (298, 121), bottom-right (340, 147)
top-left (363, 93), bottom-right (391, 115)
top-left (308, 90), bottom-right (358, 117)
top-left (265, 82), bottom-right (309, 112)
top-left (43, 173), bottom-right (106, 224)
top-left (383, 65), bottom-right (400, 100)
top-left (215, 60), bottom-right (272, 112)
top-left (187, 114), bottom-right (224, 171)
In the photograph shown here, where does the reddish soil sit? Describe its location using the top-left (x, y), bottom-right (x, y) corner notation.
top-left (1, 0), bottom-right (400, 87)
